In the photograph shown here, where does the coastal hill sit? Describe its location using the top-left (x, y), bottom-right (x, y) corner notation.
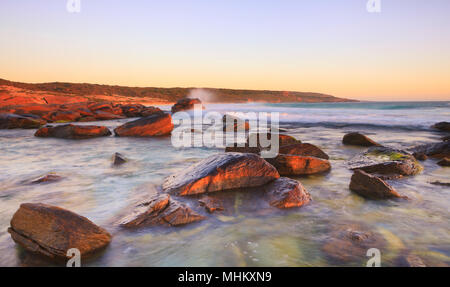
top-left (0, 78), bottom-right (356, 107)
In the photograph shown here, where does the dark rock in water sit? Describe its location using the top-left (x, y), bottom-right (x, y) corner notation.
top-left (279, 143), bottom-right (329, 160)
top-left (411, 141), bottom-right (450, 159)
top-left (413, 152), bottom-right (428, 161)
top-left (163, 153), bottom-right (280, 196)
top-left (349, 170), bottom-right (405, 199)
top-left (342, 132), bottom-right (381, 147)
top-left (225, 145), bottom-right (261, 154)
top-left (35, 124), bottom-right (112, 139)
top-left (118, 192), bottom-right (205, 228)
top-left (348, 146), bottom-right (422, 178)
top-left (437, 157), bottom-right (450, 166)
top-left (264, 177), bottom-right (311, 208)
top-left (112, 153), bottom-right (127, 166)
top-left (322, 223), bottom-right (386, 263)
top-left (246, 133), bottom-right (300, 148)
top-left (198, 196), bottom-right (224, 213)
top-left (222, 114), bottom-right (250, 132)
top-left (171, 98), bottom-right (203, 113)
top-left (431, 121), bottom-right (450, 132)
top-left (120, 104), bottom-right (164, 118)
top-left (442, 135), bottom-right (450, 142)
top-left (31, 174), bottom-right (63, 184)
top-left (0, 113), bottom-right (45, 129)
top-left (8, 203), bottom-right (111, 259)
top-left (266, 154), bottom-right (331, 176)
top-left (114, 113), bottom-right (173, 137)
top-left (429, 181), bottom-right (450, 187)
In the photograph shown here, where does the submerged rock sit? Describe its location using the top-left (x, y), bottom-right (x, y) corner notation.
top-left (437, 157), bottom-right (450, 166)
top-left (279, 143), bottom-right (329, 159)
top-left (349, 169), bottom-right (405, 199)
top-left (429, 181), bottom-right (450, 187)
top-left (198, 196), bottom-right (224, 213)
top-left (265, 177), bottom-right (311, 208)
top-left (31, 174), bottom-right (63, 184)
top-left (0, 113), bottom-right (45, 129)
top-left (8, 203), bottom-right (111, 259)
top-left (35, 124), bottom-right (112, 139)
top-left (348, 146), bottom-right (422, 178)
top-left (114, 113), bottom-right (173, 137)
top-left (431, 121), bottom-right (450, 132)
top-left (163, 153), bottom-right (280, 196)
top-left (342, 132), bottom-right (381, 147)
top-left (112, 152), bottom-right (127, 166)
top-left (412, 152), bottom-right (428, 161)
top-left (171, 98), bottom-right (203, 113)
top-left (118, 192), bottom-right (205, 228)
top-left (266, 154), bottom-right (331, 176)
top-left (411, 141), bottom-right (450, 159)
top-left (442, 135), bottom-right (450, 142)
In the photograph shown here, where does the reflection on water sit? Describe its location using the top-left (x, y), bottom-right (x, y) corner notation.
top-left (0, 103), bottom-right (449, 266)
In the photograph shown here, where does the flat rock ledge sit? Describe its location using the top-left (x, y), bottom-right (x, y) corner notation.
top-left (163, 153), bottom-right (280, 196)
top-left (35, 124), bottom-right (111, 139)
top-left (8, 203), bottom-right (111, 259)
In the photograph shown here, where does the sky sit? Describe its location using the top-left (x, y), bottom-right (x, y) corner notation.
top-left (1, 0), bottom-right (450, 101)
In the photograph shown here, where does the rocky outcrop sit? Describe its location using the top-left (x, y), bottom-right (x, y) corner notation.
top-left (349, 170), bottom-right (405, 199)
top-left (35, 124), bottom-right (112, 139)
top-left (431, 121), bottom-right (450, 132)
top-left (437, 157), bottom-right (450, 166)
top-left (411, 141), bottom-right (450, 159)
top-left (118, 192), bottom-right (205, 228)
top-left (342, 132), bottom-right (380, 147)
top-left (8, 203), bottom-right (111, 259)
top-left (265, 177), bottom-right (311, 208)
top-left (163, 153), bottom-right (280, 196)
top-left (42, 110), bottom-right (81, 123)
top-left (279, 143), bottom-right (329, 160)
top-left (348, 146), bottom-right (422, 178)
top-left (171, 98), bottom-right (202, 113)
top-left (0, 113), bottom-right (45, 129)
top-left (112, 152), bottom-right (127, 166)
top-left (266, 155), bottom-right (331, 176)
top-left (114, 113), bottom-right (173, 137)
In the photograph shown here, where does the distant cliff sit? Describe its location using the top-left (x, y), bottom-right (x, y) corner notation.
top-left (0, 78), bottom-right (356, 105)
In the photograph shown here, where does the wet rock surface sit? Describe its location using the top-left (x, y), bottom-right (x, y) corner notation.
top-left (279, 143), bottom-right (329, 160)
top-left (222, 114), bottom-right (250, 132)
top-left (114, 113), bottom-right (173, 137)
top-left (0, 113), bottom-right (45, 129)
top-left (431, 121), bottom-right (450, 132)
top-left (411, 141), bottom-right (450, 159)
top-left (343, 132), bottom-right (381, 147)
top-left (8, 203), bottom-right (111, 259)
top-left (30, 174), bottom-right (64, 184)
top-left (350, 169), bottom-right (405, 199)
top-left (246, 133), bottom-right (301, 148)
top-left (198, 196), bottom-right (225, 213)
top-left (348, 146), bottom-right (422, 178)
top-left (264, 177), bottom-right (311, 208)
top-left (163, 153), bottom-right (280, 196)
top-left (266, 154), bottom-right (331, 175)
top-left (112, 152), bottom-right (127, 166)
top-left (171, 98), bottom-right (202, 113)
top-left (437, 157), bottom-right (450, 166)
top-left (35, 124), bottom-right (112, 139)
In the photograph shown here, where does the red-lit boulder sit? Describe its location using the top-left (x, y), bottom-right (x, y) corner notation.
top-left (171, 98), bottom-right (202, 113)
top-left (114, 113), bottom-right (173, 137)
top-left (42, 110), bottom-right (81, 123)
top-left (279, 143), bottom-right (329, 159)
top-left (349, 169), bottom-right (406, 199)
top-left (343, 132), bottom-right (381, 147)
top-left (265, 177), bottom-right (311, 208)
top-left (266, 154), bottom-right (331, 175)
top-left (35, 124), bottom-right (112, 139)
top-left (0, 113), bottom-right (45, 129)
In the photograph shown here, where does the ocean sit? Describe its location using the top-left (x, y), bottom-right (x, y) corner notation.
top-left (0, 101), bottom-right (449, 266)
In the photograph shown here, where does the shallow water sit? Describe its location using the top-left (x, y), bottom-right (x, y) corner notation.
top-left (0, 102), bottom-right (449, 266)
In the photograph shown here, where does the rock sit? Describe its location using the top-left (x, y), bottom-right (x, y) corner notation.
top-left (31, 174), bottom-right (63, 184)
top-left (171, 98), bottom-right (203, 113)
top-left (223, 114), bottom-right (250, 132)
top-left (225, 145), bottom-right (261, 154)
top-left (405, 254), bottom-right (427, 267)
top-left (163, 153), bottom-right (280, 196)
top-left (279, 143), bottom-right (329, 160)
top-left (343, 132), bottom-right (381, 147)
top-left (93, 111), bottom-right (124, 121)
top-left (429, 181), bottom-right (450, 187)
top-left (266, 154), bottom-right (331, 176)
top-left (437, 157), bottom-right (450, 166)
top-left (0, 113), bottom-right (45, 129)
top-left (42, 110), bottom-right (81, 123)
top-left (198, 196), bottom-right (224, 213)
top-left (431, 121), bottom-right (450, 132)
top-left (348, 146), bottom-right (422, 178)
top-left (8, 203), bottom-right (111, 259)
top-left (140, 106), bottom-right (164, 117)
top-left (35, 124), bottom-right (112, 139)
top-left (112, 153), bottom-right (127, 166)
top-left (264, 177), bottom-right (311, 208)
top-left (246, 133), bottom-right (300, 148)
top-left (442, 135), bottom-right (450, 142)
top-left (412, 152), bottom-right (428, 161)
top-left (78, 116), bottom-right (98, 122)
top-left (118, 192), bottom-right (205, 228)
top-left (114, 113), bottom-right (173, 137)
top-left (322, 223), bottom-right (386, 263)
top-left (410, 141), bottom-right (450, 159)
top-left (349, 170), bottom-right (405, 199)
